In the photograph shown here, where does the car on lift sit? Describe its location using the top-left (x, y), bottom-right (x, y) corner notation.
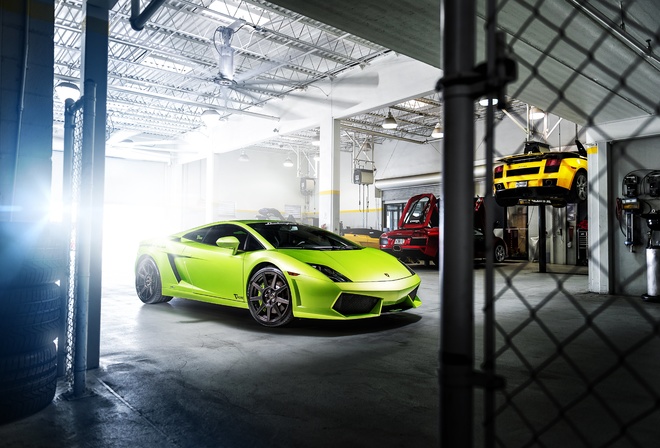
top-left (493, 140), bottom-right (588, 208)
top-left (135, 220), bottom-right (421, 327)
top-left (379, 194), bottom-right (507, 265)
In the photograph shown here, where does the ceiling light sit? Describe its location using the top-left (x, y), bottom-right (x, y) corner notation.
top-left (479, 97), bottom-right (498, 107)
top-left (238, 151), bottom-right (249, 162)
top-left (201, 109), bottom-right (220, 127)
top-left (431, 123), bottom-right (444, 139)
top-left (382, 111), bottom-right (398, 129)
top-left (283, 157), bottom-right (294, 168)
top-left (530, 107), bottom-right (545, 120)
top-left (55, 81), bottom-right (80, 101)
top-left (311, 132), bottom-right (320, 146)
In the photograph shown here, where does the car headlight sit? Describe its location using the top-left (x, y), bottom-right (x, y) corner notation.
top-left (308, 264), bottom-right (351, 282)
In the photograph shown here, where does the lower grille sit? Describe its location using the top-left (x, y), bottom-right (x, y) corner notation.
top-left (333, 294), bottom-right (379, 315)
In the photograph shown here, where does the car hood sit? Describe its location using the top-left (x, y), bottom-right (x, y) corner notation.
top-left (277, 247), bottom-right (413, 282)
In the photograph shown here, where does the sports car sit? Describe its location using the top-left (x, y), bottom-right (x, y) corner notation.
top-left (379, 194), bottom-right (508, 264)
top-left (135, 221), bottom-right (421, 327)
top-left (341, 227), bottom-right (382, 248)
top-left (493, 140), bottom-right (588, 207)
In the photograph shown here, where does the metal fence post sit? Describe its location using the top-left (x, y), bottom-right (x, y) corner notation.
top-left (439, 0), bottom-right (477, 446)
top-left (59, 98), bottom-right (75, 378)
top-left (73, 80), bottom-right (96, 397)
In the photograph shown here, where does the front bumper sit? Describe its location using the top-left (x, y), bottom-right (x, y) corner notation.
top-left (290, 274), bottom-right (421, 320)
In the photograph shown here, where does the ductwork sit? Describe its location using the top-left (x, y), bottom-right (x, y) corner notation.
top-left (374, 164), bottom-right (488, 190)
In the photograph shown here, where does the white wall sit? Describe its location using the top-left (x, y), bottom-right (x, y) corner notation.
top-left (178, 150), bottom-right (311, 228)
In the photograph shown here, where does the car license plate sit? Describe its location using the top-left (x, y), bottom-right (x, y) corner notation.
top-left (516, 181), bottom-right (528, 188)
top-left (394, 238), bottom-right (406, 245)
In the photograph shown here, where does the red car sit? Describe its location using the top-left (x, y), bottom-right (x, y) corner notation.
top-left (380, 194), bottom-right (507, 265)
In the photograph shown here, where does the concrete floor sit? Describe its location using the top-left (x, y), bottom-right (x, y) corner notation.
top-left (1, 261), bottom-right (659, 447)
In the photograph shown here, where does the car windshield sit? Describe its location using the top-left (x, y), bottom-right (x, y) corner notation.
top-left (248, 222), bottom-right (362, 250)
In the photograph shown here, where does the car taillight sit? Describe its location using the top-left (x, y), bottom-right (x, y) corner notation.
top-left (494, 165), bottom-right (504, 179)
top-left (544, 158), bottom-right (561, 173)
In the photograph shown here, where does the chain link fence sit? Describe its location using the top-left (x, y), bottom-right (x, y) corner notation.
top-left (467, 0), bottom-right (660, 446)
top-left (60, 82), bottom-right (96, 396)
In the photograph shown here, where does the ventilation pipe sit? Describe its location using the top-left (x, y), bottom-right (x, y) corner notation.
top-left (130, 0), bottom-right (167, 31)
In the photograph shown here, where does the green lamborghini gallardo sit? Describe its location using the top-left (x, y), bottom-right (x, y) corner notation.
top-left (135, 221), bottom-right (421, 327)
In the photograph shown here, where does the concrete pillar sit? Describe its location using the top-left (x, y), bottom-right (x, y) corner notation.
top-left (0, 0), bottom-right (54, 222)
top-left (317, 116), bottom-right (341, 233)
top-left (588, 141), bottom-right (610, 293)
top-left (206, 152), bottom-right (215, 222)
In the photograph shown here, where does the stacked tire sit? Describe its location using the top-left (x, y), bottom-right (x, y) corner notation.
top-left (0, 222), bottom-right (64, 424)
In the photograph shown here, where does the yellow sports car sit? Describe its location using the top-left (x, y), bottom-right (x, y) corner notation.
top-left (341, 228), bottom-right (382, 248)
top-left (493, 140), bottom-right (588, 207)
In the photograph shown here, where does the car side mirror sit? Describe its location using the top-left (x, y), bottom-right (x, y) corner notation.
top-left (216, 236), bottom-right (240, 254)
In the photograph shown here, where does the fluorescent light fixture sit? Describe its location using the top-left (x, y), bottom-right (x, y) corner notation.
top-left (431, 123), bottom-right (444, 139)
top-left (479, 97), bottom-right (498, 107)
top-left (401, 99), bottom-right (426, 109)
top-left (238, 151), bottom-right (249, 162)
top-left (382, 111), bottom-right (397, 129)
top-left (55, 81), bottom-right (80, 101)
top-left (283, 157), bottom-right (294, 168)
top-left (142, 55), bottom-right (191, 74)
top-left (201, 109), bottom-right (220, 127)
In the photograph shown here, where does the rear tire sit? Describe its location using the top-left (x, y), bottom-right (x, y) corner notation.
top-left (135, 256), bottom-right (172, 304)
top-left (494, 243), bottom-right (507, 263)
top-left (570, 171), bottom-right (588, 203)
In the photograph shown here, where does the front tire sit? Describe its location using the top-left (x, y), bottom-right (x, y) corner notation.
top-left (135, 256), bottom-right (172, 304)
top-left (247, 267), bottom-right (293, 327)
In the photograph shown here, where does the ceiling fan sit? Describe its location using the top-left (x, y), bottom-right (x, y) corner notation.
top-left (208, 19), bottom-right (379, 115)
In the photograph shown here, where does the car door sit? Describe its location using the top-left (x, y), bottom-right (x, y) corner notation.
top-left (180, 224), bottom-right (249, 301)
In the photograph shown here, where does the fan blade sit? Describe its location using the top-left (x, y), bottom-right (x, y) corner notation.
top-left (234, 61), bottom-right (285, 83)
top-left (328, 72), bottom-right (379, 88)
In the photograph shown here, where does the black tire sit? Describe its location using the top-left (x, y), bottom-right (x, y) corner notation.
top-left (0, 343), bottom-right (57, 424)
top-left (247, 266), bottom-right (294, 327)
top-left (494, 243), bottom-right (507, 263)
top-left (135, 256), bottom-right (172, 304)
top-left (569, 171), bottom-right (588, 203)
top-left (0, 283), bottom-right (61, 355)
top-left (0, 222), bottom-right (66, 288)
